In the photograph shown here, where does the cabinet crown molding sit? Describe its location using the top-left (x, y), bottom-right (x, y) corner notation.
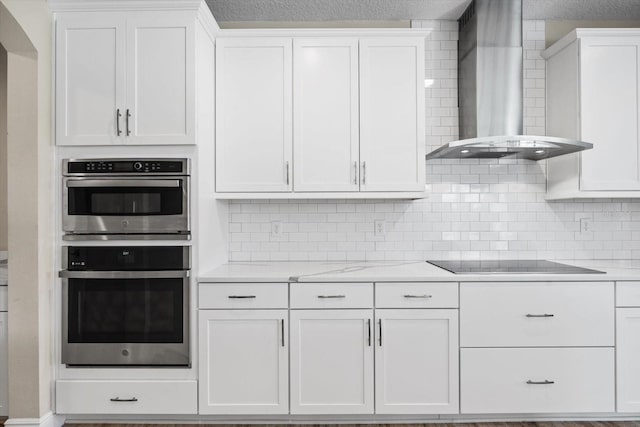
top-left (543, 28), bottom-right (640, 59)
top-left (50, 0), bottom-right (205, 12)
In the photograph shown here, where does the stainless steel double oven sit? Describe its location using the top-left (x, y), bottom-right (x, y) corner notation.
top-left (60, 159), bottom-right (191, 367)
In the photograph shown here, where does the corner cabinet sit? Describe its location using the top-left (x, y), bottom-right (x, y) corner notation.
top-left (544, 29), bottom-right (640, 198)
top-left (215, 35), bottom-right (426, 198)
top-left (55, 10), bottom-right (209, 146)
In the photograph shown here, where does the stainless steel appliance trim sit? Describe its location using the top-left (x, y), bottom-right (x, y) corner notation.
top-left (66, 179), bottom-right (181, 188)
top-left (61, 275), bottom-right (190, 366)
top-left (61, 246), bottom-right (191, 270)
top-left (62, 233), bottom-right (191, 241)
top-left (62, 158), bottom-right (190, 176)
top-left (59, 270), bottom-right (190, 279)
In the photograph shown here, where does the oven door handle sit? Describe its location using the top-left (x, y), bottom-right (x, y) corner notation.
top-left (66, 179), bottom-right (181, 188)
top-left (59, 270), bottom-right (190, 279)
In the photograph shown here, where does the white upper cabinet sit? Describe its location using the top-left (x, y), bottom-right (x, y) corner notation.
top-left (55, 10), bottom-right (202, 146)
top-left (125, 13), bottom-right (195, 145)
top-left (56, 13), bottom-right (126, 145)
top-left (359, 38), bottom-right (425, 192)
top-left (544, 29), bottom-right (640, 198)
top-left (293, 38), bottom-right (360, 192)
top-left (215, 38), bottom-right (293, 192)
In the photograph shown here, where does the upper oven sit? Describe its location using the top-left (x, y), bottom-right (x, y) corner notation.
top-left (62, 159), bottom-right (190, 239)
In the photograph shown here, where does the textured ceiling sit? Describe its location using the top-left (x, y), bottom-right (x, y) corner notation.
top-left (206, 0), bottom-right (640, 23)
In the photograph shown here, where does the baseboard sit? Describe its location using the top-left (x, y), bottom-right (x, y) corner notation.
top-left (5, 412), bottom-right (65, 427)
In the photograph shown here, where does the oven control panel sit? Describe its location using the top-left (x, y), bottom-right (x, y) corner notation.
top-left (65, 159), bottom-right (188, 175)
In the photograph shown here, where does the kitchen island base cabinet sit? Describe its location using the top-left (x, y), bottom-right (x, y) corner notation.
top-left (461, 347), bottom-right (615, 414)
top-left (375, 309), bottom-right (459, 415)
top-left (198, 310), bottom-right (288, 414)
top-left (616, 308), bottom-right (640, 412)
top-left (290, 309), bottom-right (374, 414)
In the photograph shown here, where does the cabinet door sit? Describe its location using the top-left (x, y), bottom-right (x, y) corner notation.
top-left (293, 38), bottom-right (359, 192)
top-left (55, 13), bottom-right (126, 146)
top-left (216, 38), bottom-right (293, 192)
top-left (0, 312), bottom-right (7, 416)
top-left (199, 310), bottom-right (288, 414)
top-left (580, 37), bottom-right (640, 191)
top-left (125, 13), bottom-right (195, 145)
top-left (617, 308), bottom-right (640, 412)
top-left (290, 309), bottom-right (373, 414)
top-left (375, 309), bottom-right (459, 414)
top-left (359, 38), bottom-right (425, 192)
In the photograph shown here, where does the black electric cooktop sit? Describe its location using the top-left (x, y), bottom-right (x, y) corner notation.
top-left (426, 259), bottom-right (605, 274)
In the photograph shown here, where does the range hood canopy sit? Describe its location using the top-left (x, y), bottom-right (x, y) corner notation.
top-left (425, 0), bottom-right (593, 160)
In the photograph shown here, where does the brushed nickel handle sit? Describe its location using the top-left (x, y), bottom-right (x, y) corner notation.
top-left (126, 109), bottom-right (131, 136)
top-left (110, 397), bottom-right (138, 402)
top-left (526, 380), bottom-right (555, 385)
top-left (404, 294), bottom-right (433, 299)
top-left (317, 295), bottom-right (345, 299)
top-left (367, 319), bottom-right (371, 347)
top-left (116, 109), bottom-right (122, 136)
top-left (285, 161), bottom-right (290, 185)
top-left (526, 313), bottom-right (555, 318)
top-left (361, 161), bottom-right (366, 185)
top-left (281, 319), bottom-right (285, 347)
top-left (353, 161), bottom-right (358, 185)
top-left (378, 318), bottom-right (382, 346)
top-left (228, 295), bottom-right (256, 299)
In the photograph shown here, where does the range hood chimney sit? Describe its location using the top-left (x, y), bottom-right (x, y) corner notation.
top-left (425, 0), bottom-right (592, 161)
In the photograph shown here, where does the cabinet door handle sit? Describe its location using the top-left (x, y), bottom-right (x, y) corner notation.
top-left (353, 161), bottom-right (358, 185)
top-left (281, 319), bottom-right (285, 347)
top-left (361, 161), bottom-right (366, 185)
top-left (378, 318), bottom-right (382, 346)
top-left (525, 313), bottom-right (554, 318)
top-left (125, 109), bottom-right (131, 136)
top-left (526, 380), bottom-right (555, 385)
top-left (367, 318), bottom-right (371, 346)
top-left (228, 295), bottom-right (256, 299)
top-left (116, 109), bottom-right (122, 136)
top-left (110, 397), bottom-right (138, 402)
top-left (403, 294), bottom-right (432, 299)
top-left (317, 295), bottom-right (345, 299)
top-left (285, 161), bottom-right (290, 185)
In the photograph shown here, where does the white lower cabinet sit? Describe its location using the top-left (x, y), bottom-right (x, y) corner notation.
top-left (461, 347), bottom-right (615, 414)
top-left (374, 309), bottom-right (459, 414)
top-left (55, 380), bottom-right (197, 414)
top-left (616, 307), bottom-right (640, 412)
top-left (198, 309), bottom-right (288, 414)
top-left (290, 309), bottom-right (374, 414)
top-left (0, 311), bottom-right (7, 416)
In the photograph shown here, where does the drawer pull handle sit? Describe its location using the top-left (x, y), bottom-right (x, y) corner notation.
top-left (317, 295), bottom-right (346, 299)
top-left (525, 313), bottom-right (555, 318)
top-left (526, 380), bottom-right (555, 385)
top-left (403, 294), bottom-right (433, 299)
top-left (367, 319), bottom-right (371, 346)
top-left (228, 295), bottom-right (256, 299)
top-left (110, 397), bottom-right (138, 402)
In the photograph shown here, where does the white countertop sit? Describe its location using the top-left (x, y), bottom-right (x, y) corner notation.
top-left (199, 259), bottom-right (640, 283)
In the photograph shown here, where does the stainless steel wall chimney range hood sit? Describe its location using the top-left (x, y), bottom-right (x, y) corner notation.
top-left (425, 0), bottom-right (593, 161)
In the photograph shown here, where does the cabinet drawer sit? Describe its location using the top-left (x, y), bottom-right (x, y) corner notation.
top-left (461, 347), bottom-right (614, 414)
top-left (375, 282), bottom-right (458, 308)
top-left (290, 282), bottom-right (373, 308)
top-left (0, 287), bottom-right (6, 312)
top-left (56, 380), bottom-right (197, 414)
top-left (199, 283), bottom-right (288, 309)
top-left (616, 281), bottom-right (640, 307)
top-left (460, 282), bottom-right (614, 347)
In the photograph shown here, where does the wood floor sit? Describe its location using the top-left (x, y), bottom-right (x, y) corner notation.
top-left (60, 423), bottom-right (640, 427)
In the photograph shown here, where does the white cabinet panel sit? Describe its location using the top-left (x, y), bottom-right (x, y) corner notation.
top-left (375, 282), bottom-right (458, 309)
top-left (375, 309), bottom-right (459, 414)
top-left (56, 13), bottom-right (126, 145)
top-left (290, 282), bottom-right (373, 309)
top-left (199, 282), bottom-right (288, 309)
top-left (0, 313), bottom-right (6, 416)
top-left (460, 282), bottom-right (614, 347)
top-left (216, 38), bottom-right (293, 192)
top-left (617, 281), bottom-right (640, 307)
top-left (290, 309), bottom-right (374, 414)
top-left (580, 39), bottom-right (640, 190)
top-left (199, 310), bottom-right (288, 414)
top-left (616, 308), bottom-right (640, 412)
top-left (359, 38), bottom-right (425, 192)
top-left (125, 13), bottom-right (194, 145)
top-left (293, 38), bottom-right (359, 192)
top-left (461, 347), bottom-right (615, 414)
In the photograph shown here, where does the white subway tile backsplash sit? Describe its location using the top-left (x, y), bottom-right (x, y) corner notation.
top-left (226, 20), bottom-right (640, 262)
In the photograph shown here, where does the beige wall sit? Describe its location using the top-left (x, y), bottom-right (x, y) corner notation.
top-left (546, 20), bottom-right (640, 47)
top-left (0, 0), bottom-right (54, 420)
top-left (0, 45), bottom-right (6, 252)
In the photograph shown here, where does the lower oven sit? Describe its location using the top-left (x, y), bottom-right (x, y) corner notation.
top-left (60, 246), bottom-right (190, 366)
